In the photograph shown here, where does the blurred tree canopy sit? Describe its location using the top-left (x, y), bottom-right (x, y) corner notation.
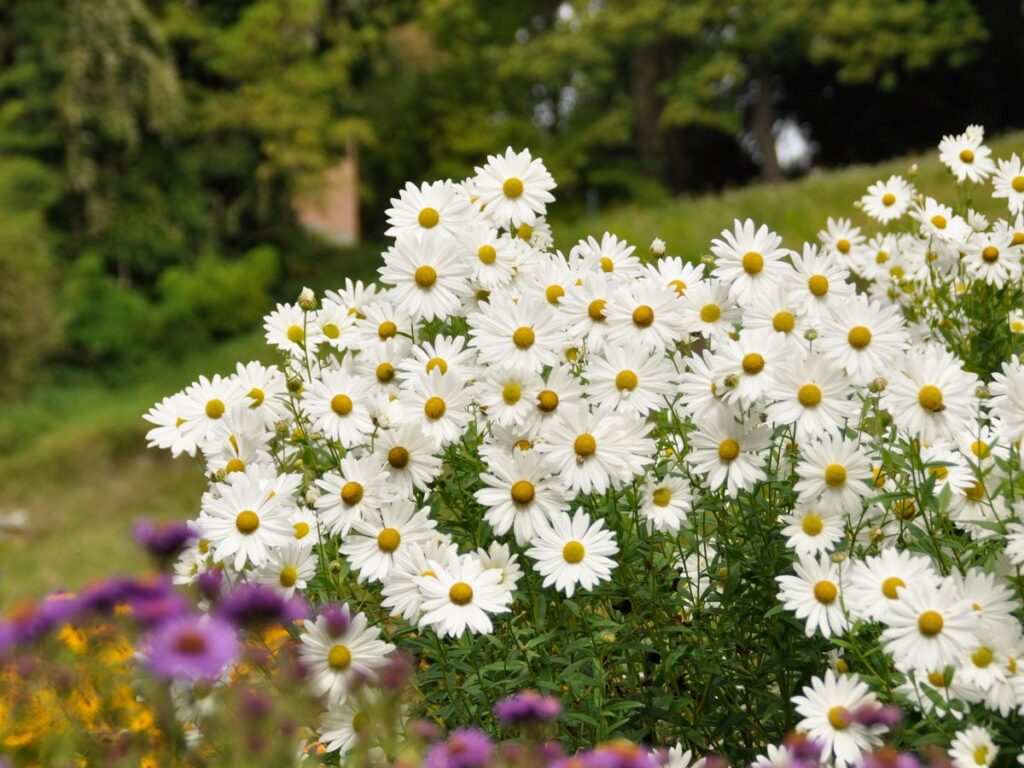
top-left (0, 0), bottom-right (1021, 388)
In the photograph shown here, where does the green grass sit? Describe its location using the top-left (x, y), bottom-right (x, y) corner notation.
top-left (3, 131), bottom-right (1023, 604)
top-left (553, 131), bottom-right (1024, 256)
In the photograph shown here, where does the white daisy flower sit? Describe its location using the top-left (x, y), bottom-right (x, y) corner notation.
top-left (605, 279), bottom-right (688, 353)
top-left (860, 175), bottom-right (914, 224)
top-left (475, 449), bottom-right (570, 545)
top-left (233, 360), bottom-right (289, 427)
top-left (912, 197), bottom-right (971, 243)
top-left (457, 221), bottom-right (517, 289)
top-left (992, 153), bottom-right (1024, 215)
top-left (304, 369), bottom-right (375, 449)
top-left (525, 510), bottom-right (619, 598)
top-left (844, 549), bottom-right (937, 623)
top-left (380, 536), bottom-right (459, 622)
top-left (264, 302), bottom-right (324, 357)
top-left (586, 345), bottom-right (677, 417)
top-left (818, 217), bottom-right (866, 263)
top-left (396, 334), bottom-right (479, 386)
top-left (764, 351), bottom-right (856, 439)
top-left (468, 293), bottom-right (568, 372)
top-left (639, 475), bottom-right (693, 535)
top-left (964, 229), bottom-right (1021, 287)
top-left (315, 455), bottom-right (395, 537)
top-left (678, 279), bottom-right (742, 342)
top-left (384, 179), bottom-right (474, 240)
top-left (779, 504), bottom-right (845, 556)
top-left (314, 299), bottom-right (357, 352)
top-left (144, 392), bottom-right (198, 457)
top-left (818, 296), bottom-right (908, 383)
top-left (645, 257), bottom-right (705, 299)
top-left (200, 404), bottom-right (272, 477)
top-left (349, 300), bottom-right (414, 350)
top-left (786, 244), bottom-right (855, 321)
top-left (882, 347), bottom-right (980, 444)
top-left (379, 234), bottom-right (471, 322)
top-left (559, 271), bottom-right (619, 353)
top-left (352, 338), bottom-right (413, 398)
top-left (473, 147), bottom-right (556, 227)
top-left (417, 554), bottom-right (514, 638)
top-left (323, 278), bottom-right (382, 320)
top-left (252, 539), bottom-right (317, 598)
top-left (776, 552), bottom-right (849, 638)
top-left (476, 364), bottom-right (544, 428)
top-left (572, 232), bottom-right (644, 278)
top-left (795, 433), bottom-right (874, 515)
top-left (938, 130), bottom-right (995, 183)
top-left (341, 500), bottom-right (438, 583)
top-left (791, 670), bottom-right (888, 767)
top-left (299, 607), bottom-right (395, 705)
top-left (894, 667), bottom-right (976, 721)
top-left (685, 411), bottom-right (770, 497)
top-left (948, 726), bottom-right (998, 768)
top-left (881, 579), bottom-right (980, 672)
top-left (709, 327), bottom-right (789, 406)
top-left (475, 541), bottom-right (524, 589)
top-left (710, 219), bottom-right (790, 305)
top-left (178, 374), bottom-right (246, 446)
top-left (395, 369), bottom-right (473, 447)
top-left (317, 690), bottom-right (383, 756)
top-left (375, 422), bottom-right (443, 495)
top-left (741, 286), bottom-right (807, 350)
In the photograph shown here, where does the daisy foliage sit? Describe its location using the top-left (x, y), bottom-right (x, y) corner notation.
top-left (142, 137), bottom-right (1024, 766)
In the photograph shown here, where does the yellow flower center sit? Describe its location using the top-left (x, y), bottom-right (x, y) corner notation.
top-left (513, 326), bottom-right (536, 349)
top-left (322, 323), bottom-right (340, 339)
top-left (352, 712), bottom-right (369, 733)
top-left (982, 246), bottom-right (999, 263)
top-left (514, 439), bottom-right (532, 452)
top-left (287, 325), bottom-right (305, 344)
top-left (225, 458), bottom-right (246, 474)
top-left (293, 522), bottom-right (310, 539)
top-left (205, 399), bottom-right (225, 419)
top-left (587, 299), bottom-right (607, 322)
top-left (279, 566), bottom-right (298, 588)
top-left (235, 510), bottom-right (259, 534)
top-left (537, 389), bottom-right (559, 412)
top-left (1012, 176), bottom-right (1024, 193)
top-left (959, 148), bottom-right (975, 163)
top-left (970, 440), bottom-right (990, 459)
top-left (798, 383), bottom-right (822, 407)
top-left (331, 394), bottom-right (353, 416)
top-left (918, 610), bottom-right (944, 637)
top-left (931, 214), bottom-right (947, 229)
top-left (700, 303), bottom-right (722, 323)
top-left (562, 541), bottom-right (586, 564)
top-left (827, 705), bottom-right (850, 731)
top-left (600, 256), bottom-right (614, 272)
top-left (387, 446), bottom-right (410, 469)
top-left (423, 396), bottom-right (446, 420)
top-left (835, 659), bottom-right (850, 674)
top-left (882, 193), bottom-right (896, 206)
top-left (377, 527), bottom-right (401, 553)
top-left (847, 325), bottom-right (872, 349)
top-left (378, 321), bottom-right (397, 339)
top-left (772, 311), bottom-right (795, 333)
top-left (414, 265), bottom-right (437, 288)
top-left (972, 646), bottom-right (993, 668)
top-left (928, 671), bottom-right (947, 687)
top-left (328, 644), bottom-right (352, 670)
top-left (876, 251), bottom-right (890, 264)
top-left (808, 275), bottom-right (830, 296)
top-left (246, 388), bottom-right (265, 408)
top-left (825, 464), bottom-right (847, 487)
top-left (511, 480), bottom-right (535, 505)
top-left (632, 305), bottom-right (655, 327)
top-left (478, 244), bottom-right (497, 264)
top-left (742, 251), bottom-right (764, 274)
top-left (615, 370), bottom-right (639, 391)
top-left (670, 279), bottom-right (687, 295)
top-left (449, 581), bottom-right (474, 605)
top-left (917, 385), bottom-right (944, 412)
top-left (517, 223), bottom-right (533, 241)
top-left (801, 514), bottom-right (823, 536)
top-left (718, 438), bottom-right (740, 461)
top-left (882, 576), bottom-right (906, 599)
top-left (965, 481), bottom-right (986, 501)
top-left (574, 433), bottom-right (597, 457)
top-left (652, 488), bottom-right (672, 507)
top-left (376, 362), bottom-right (396, 383)
top-left (418, 207), bottom-right (440, 228)
top-left (1014, 232), bottom-right (1024, 246)
top-left (503, 177), bottom-right (524, 198)
top-left (973, 747), bottom-right (989, 766)
top-left (836, 239), bottom-right (851, 254)
top-left (742, 353), bottom-right (765, 375)
top-left (341, 481), bottom-right (364, 506)
top-left (426, 357), bottom-right (448, 374)
top-left (814, 580), bottom-right (838, 604)
top-left (545, 284), bottom-right (564, 304)
top-left (502, 382), bottom-right (522, 404)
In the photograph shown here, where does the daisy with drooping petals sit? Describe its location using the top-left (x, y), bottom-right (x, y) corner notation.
top-left (417, 555), bottom-right (513, 638)
top-left (535, 407), bottom-right (654, 495)
top-left (468, 294), bottom-right (567, 372)
top-left (384, 179), bottom-right (474, 240)
top-left (473, 147), bottom-right (556, 228)
top-left (299, 607), bottom-right (395, 705)
top-left (341, 501), bottom-right (438, 583)
top-left (198, 471), bottom-right (295, 571)
top-left (475, 541), bottom-right (524, 590)
top-left (144, 392), bottom-right (197, 458)
top-left (913, 197), bottom-right (971, 244)
top-left (379, 235), bottom-right (470, 322)
top-left (475, 449), bottom-right (570, 545)
top-left (791, 670), bottom-right (888, 768)
top-left (639, 475), bottom-right (693, 535)
top-left (685, 411), bottom-right (770, 498)
top-left (776, 552), bottom-right (849, 638)
top-left (317, 691), bottom-right (385, 757)
top-left (795, 433), bottom-right (873, 515)
top-left (882, 347), bottom-right (980, 444)
top-left (861, 175), bottom-right (914, 224)
top-left (586, 346), bottom-right (677, 417)
top-left (710, 219), bottom-right (790, 304)
top-left (881, 579), bottom-right (980, 672)
top-left (818, 297), bottom-right (908, 383)
top-left (525, 510), bottom-right (619, 598)
top-left (315, 455), bottom-right (394, 537)
top-left (938, 130), bottom-right (995, 183)
top-left (380, 537), bottom-right (459, 622)
top-left (234, 360), bottom-right (289, 428)
top-left (572, 233), bottom-right (643, 278)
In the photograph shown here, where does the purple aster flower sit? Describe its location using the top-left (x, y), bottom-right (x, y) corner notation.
top-left (214, 583), bottom-right (308, 629)
top-left (854, 704), bottom-right (901, 729)
top-left (424, 728), bottom-right (494, 768)
top-left (144, 613), bottom-right (239, 680)
top-left (577, 742), bottom-right (659, 768)
top-left (864, 747), bottom-right (920, 768)
top-left (320, 603), bottom-right (351, 636)
top-left (134, 519), bottom-right (196, 562)
top-left (197, 568), bottom-right (223, 603)
top-left (0, 592), bottom-right (83, 650)
top-left (494, 689), bottom-right (563, 727)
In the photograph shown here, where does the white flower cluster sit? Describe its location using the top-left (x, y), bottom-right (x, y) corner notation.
top-left (145, 132), bottom-right (1024, 765)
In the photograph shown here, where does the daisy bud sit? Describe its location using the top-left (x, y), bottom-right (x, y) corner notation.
top-left (649, 237), bottom-right (666, 257)
top-left (975, 385), bottom-right (990, 399)
top-left (274, 420), bottom-right (290, 437)
top-left (298, 287), bottom-right (317, 311)
top-left (211, 468), bottom-right (227, 483)
top-left (287, 376), bottom-right (303, 393)
top-left (869, 377), bottom-right (887, 393)
top-left (723, 373), bottom-right (739, 389)
top-left (328, 559), bottom-right (344, 576)
top-left (304, 487), bottom-right (321, 506)
top-left (908, 163), bottom-right (919, 178)
top-left (700, 253), bottom-right (715, 266)
top-left (803, 329), bottom-right (818, 342)
top-left (830, 551), bottom-right (847, 563)
top-left (599, 630), bottom-right (616, 644)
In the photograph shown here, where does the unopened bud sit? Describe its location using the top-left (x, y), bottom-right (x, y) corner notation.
top-left (599, 631), bottom-right (616, 644)
top-left (298, 287), bottom-right (317, 311)
top-left (803, 329), bottom-right (818, 342)
top-left (723, 373), bottom-right (739, 389)
top-left (287, 376), bottom-right (303, 392)
top-left (649, 237), bottom-right (666, 257)
top-left (304, 488), bottom-right (321, 506)
top-left (975, 386), bottom-right (990, 399)
top-left (830, 551), bottom-right (847, 563)
top-left (908, 163), bottom-right (919, 178)
top-left (869, 377), bottom-right (887, 393)
top-left (211, 468), bottom-right (227, 483)
top-left (274, 420), bottom-right (290, 437)
top-left (700, 253), bottom-right (715, 266)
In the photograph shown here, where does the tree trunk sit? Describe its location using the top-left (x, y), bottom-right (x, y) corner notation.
top-left (631, 45), bottom-right (666, 183)
top-left (753, 71), bottom-right (783, 182)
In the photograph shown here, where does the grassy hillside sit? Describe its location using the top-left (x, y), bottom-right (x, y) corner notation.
top-left (3, 131), bottom-right (1022, 604)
